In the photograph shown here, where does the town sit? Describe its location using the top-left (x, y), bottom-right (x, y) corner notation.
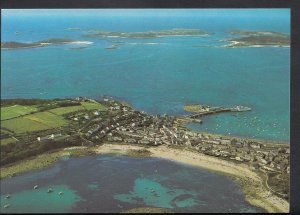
top-left (1, 97), bottom-right (290, 199)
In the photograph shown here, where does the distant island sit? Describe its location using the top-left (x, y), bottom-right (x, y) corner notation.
top-left (2, 30), bottom-right (289, 50)
top-left (1, 38), bottom-right (93, 50)
top-left (191, 30), bottom-right (290, 49)
top-left (0, 97), bottom-right (289, 213)
top-left (82, 28), bottom-right (210, 39)
top-left (224, 30), bottom-right (290, 48)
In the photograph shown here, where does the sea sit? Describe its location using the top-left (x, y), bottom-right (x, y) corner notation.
top-left (1, 9), bottom-right (290, 142)
top-left (0, 9), bottom-right (289, 213)
top-left (0, 154), bottom-right (265, 213)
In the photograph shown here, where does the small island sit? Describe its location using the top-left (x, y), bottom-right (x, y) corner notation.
top-left (224, 30), bottom-right (290, 48)
top-left (0, 97), bottom-right (289, 213)
top-left (82, 28), bottom-right (210, 39)
top-left (1, 38), bottom-right (93, 50)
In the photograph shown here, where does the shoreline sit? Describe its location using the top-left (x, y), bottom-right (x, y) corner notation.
top-left (95, 143), bottom-right (289, 213)
top-left (0, 143), bottom-right (289, 212)
top-left (185, 129), bottom-right (289, 146)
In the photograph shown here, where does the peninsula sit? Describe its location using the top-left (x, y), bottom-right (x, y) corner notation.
top-left (0, 97), bottom-right (289, 213)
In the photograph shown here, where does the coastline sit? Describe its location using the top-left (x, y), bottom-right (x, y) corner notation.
top-left (95, 143), bottom-right (289, 213)
top-left (1, 143), bottom-right (288, 213)
top-left (185, 130), bottom-right (289, 146)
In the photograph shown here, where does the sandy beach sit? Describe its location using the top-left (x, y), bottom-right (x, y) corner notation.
top-left (95, 143), bottom-right (289, 213)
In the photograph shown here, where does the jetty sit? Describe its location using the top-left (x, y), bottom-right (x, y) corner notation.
top-left (185, 105), bottom-right (251, 119)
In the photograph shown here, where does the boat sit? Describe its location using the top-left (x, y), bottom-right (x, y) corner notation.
top-left (33, 185), bottom-right (39, 189)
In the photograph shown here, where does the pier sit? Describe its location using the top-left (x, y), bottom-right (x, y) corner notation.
top-left (187, 105), bottom-right (251, 119)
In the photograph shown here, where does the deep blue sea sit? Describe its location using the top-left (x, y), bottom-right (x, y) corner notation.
top-left (1, 9), bottom-right (290, 142)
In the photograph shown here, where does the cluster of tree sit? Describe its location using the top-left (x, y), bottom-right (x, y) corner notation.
top-left (37, 101), bottom-right (82, 112)
top-left (0, 136), bottom-right (82, 166)
top-left (1, 133), bottom-right (10, 139)
top-left (1, 99), bottom-right (53, 107)
top-left (57, 101), bottom-right (81, 107)
top-left (1, 98), bottom-right (81, 108)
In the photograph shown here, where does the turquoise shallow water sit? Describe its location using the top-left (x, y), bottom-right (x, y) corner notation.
top-left (0, 155), bottom-right (264, 213)
top-left (1, 9), bottom-right (290, 142)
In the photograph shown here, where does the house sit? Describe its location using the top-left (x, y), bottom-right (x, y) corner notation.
top-left (250, 143), bottom-right (261, 149)
top-left (139, 139), bottom-right (150, 145)
top-left (262, 166), bottom-right (276, 172)
top-left (209, 140), bottom-right (220, 145)
top-left (220, 139), bottom-right (231, 145)
top-left (241, 155), bottom-right (251, 162)
top-left (258, 158), bottom-right (268, 165)
top-left (235, 156), bottom-right (244, 162)
top-left (113, 137), bottom-right (122, 142)
top-left (232, 141), bottom-right (243, 147)
top-left (125, 138), bottom-right (137, 144)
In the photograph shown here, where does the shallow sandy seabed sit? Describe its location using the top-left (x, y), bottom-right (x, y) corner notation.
top-left (0, 143), bottom-right (289, 213)
top-left (95, 143), bottom-right (289, 213)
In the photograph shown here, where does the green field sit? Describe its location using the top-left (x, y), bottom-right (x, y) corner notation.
top-left (48, 102), bottom-right (107, 115)
top-left (25, 112), bottom-right (67, 128)
top-left (1, 137), bottom-right (18, 146)
top-left (81, 101), bottom-right (107, 111)
top-left (1, 112), bottom-right (68, 133)
top-left (1, 117), bottom-right (50, 133)
top-left (1, 105), bottom-right (38, 120)
top-left (0, 101), bottom-right (105, 134)
top-left (48, 105), bottom-right (85, 115)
